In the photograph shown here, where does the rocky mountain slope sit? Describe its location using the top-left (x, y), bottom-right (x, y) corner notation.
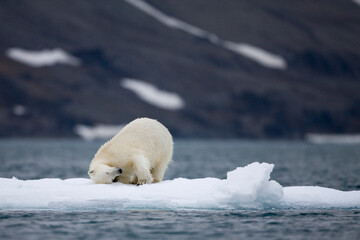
top-left (0, 0), bottom-right (360, 138)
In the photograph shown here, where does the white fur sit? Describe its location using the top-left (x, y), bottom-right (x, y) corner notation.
top-left (88, 118), bottom-right (173, 184)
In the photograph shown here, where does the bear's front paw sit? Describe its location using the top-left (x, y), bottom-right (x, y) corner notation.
top-left (137, 179), bottom-right (147, 186)
top-left (136, 177), bottom-right (153, 186)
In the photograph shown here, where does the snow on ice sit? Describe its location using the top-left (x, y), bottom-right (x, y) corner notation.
top-left (1, 162), bottom-right (359, 211)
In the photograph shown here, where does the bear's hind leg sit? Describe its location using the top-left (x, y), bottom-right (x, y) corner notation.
top-left (132, 154), bottom-right (153, 185)
top-left (151, 158), bottom-right (171, 183)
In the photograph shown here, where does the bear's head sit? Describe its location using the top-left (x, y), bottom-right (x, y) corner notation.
top-left (88, 164), bottom-right (122, 184)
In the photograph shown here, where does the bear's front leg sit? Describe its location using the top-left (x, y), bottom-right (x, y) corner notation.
top-left (132, 154), bottom-right (153, 185)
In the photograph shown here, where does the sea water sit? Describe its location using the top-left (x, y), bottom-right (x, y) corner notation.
top-left (0, 139), bottom-right (359, 239)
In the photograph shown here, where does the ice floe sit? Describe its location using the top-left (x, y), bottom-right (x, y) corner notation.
top-left (121, 78), bottom-right (185, 110)
top-left (5, 48), bottom-right (80, 67)
top-left (305, 133), bottom-right (360, 144)
top-left (74, 124), bottom-right (125, 141)
top-left (0, 162), bottom-right (359, 211)
top-left (124, 0), bottom-right (286, 69)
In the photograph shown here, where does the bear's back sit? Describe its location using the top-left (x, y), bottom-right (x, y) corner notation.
top-left (102, 118), bottom-right (173, 162)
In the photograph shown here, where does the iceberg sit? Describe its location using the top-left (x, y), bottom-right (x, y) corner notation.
top-left (74, 124), bottom-right (125, 141)
top-left (0, 162), bottom-right (359, 211)
top-left (305, 133), bottom-right (360, 144)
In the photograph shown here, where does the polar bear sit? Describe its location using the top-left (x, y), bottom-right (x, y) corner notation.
top-left (88, 118), bottom-right (173, 185)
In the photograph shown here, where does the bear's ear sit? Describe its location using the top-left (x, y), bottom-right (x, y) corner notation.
top-left (88, 169), bottom-right (95, 175)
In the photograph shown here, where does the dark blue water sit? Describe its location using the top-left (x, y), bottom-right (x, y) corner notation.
top-left (0, 139), bottom-right (360, 239)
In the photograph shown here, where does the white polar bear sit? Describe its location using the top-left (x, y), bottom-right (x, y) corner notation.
top-left (88, 118), bottom-right (173, 185)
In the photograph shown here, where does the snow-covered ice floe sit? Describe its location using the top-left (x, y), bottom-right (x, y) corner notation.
top-left (121, 78), bottom-right (185, 110)
top-left (305, 133), bottom-right (360, 144)
top-left (74, 124), bottom-right (125, 141)
top-left (5, 48), bottom-right (80, 67)
top-left (1, 162), bottom-right (359, 211)
top-left (124, 0), bottom-right (286, 69)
